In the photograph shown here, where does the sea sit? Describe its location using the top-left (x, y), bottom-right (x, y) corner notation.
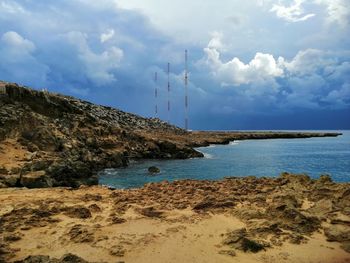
top-left (99, 130), bottom-right (350, 189)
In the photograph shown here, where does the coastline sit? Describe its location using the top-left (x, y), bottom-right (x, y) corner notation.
top-left (1, 83), bottom-right (349, 262)
top-left (0, 82), bottom-right (342, 189)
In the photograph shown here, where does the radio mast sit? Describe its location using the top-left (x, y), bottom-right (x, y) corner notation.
top-left (154, 72), bottom-right (158, 118)
top-left (185, 50), bottom-right (189, 130)
top-left (167, 62), bottom-right (170, 123)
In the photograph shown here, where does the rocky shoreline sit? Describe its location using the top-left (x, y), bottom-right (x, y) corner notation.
top-left (0, 82), bottom-right (348, 262)
top-left (0, 81), bottom-right (341, 188)
top-left (0, 173), bottom-right (349, 262)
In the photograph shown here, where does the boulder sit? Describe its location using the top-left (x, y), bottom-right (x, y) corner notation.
top-left (324, 225), bottom-right (350, 242)
top-left (222, 228), bottom-right (266, 253)
top-left (20, 171), bottom-right (53, 188)
top-left (15, 253), bottom-right (88, 263)
top-left (46, 162), bottom-right (97, 187)
top-left (0, 174), bottom-right (20, 187)
top-left (148, 166), bottom-right (160, 174)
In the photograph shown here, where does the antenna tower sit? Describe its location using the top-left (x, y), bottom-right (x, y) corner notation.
top-left (154, 72), bottom-right (158, 118)
top-left (185, 50), bottom-right (189, 130)
top-left (167, 62), bottom-right (170, 123)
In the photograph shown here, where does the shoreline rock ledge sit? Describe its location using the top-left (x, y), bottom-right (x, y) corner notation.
top-left (0, 81), bottom-right (342, 188)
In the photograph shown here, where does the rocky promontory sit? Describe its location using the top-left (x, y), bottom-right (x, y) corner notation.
top-left (0, 81), bottom-right (342, 188)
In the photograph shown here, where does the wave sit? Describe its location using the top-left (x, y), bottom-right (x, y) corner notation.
top-left (229, 141), bottom-right (239, 145)
top-left (203, 152), bottom-right (214, 159)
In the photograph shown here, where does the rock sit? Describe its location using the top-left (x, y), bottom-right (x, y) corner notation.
top-left (218, 250), bottom-right (236, 257)
top-left (82, 194), bottom-right (102, 202)
top-left (280, 173), bottom-right (311, 185)
top-left (308, 199), bottom-right (334, 216)
top-left (46, 162), bottom-right (97, 187)
top-left (88, 204), bottom-right (102, 213)
top-left (0, 174), bottom-right (20, 187)
top-left (26, 142), bottom-right (39, 152)
top-left (148, 166), bottom-right (160, 174)
top-left (272, 194), bottom-right (299, 210)
top-left (68, 224), bottom-right (94, 243)
top-left (319, 174), bottom-right (333, 183)
top-left (4, 234), bottom-right (22, 242)
top-left (324, 225), bottom-right (350, 242)
top-left (30, 160), bottom-right (53, 171)
top-left (223, 228), bottom-right (247, 245)
top-left (341, 242), bottom-right (350, 253)
top-left (15, 255), bottom-right (51, 263)
top-left (64, 206), bottom-right (92, 219)
top-left (137, 206), bottom-right (163, 218)
top-left (222, 228), bottom-right (266, 253)
top-left (14, 253), bottom-right (88, 263)
top-left (110, 245), bottom-right (125, 257)
top-left (193, 198), bottom-right (234, 211)
top-left (111, 216), bottom-right (126, 224)
top-left (193, 200), bottom-right (214, 210)
top-left (289, 234), bottom-right (307, 244)
top-left (0, 166), bottom-right (9, 175)
top-left (59, 253), bottom-right (88, 263)
top-left (241, 238), bottom-right (266, 253)
top-left (20, 171), bottom-right (53, 188)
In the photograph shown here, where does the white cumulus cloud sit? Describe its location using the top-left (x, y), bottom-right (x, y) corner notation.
top-left (204, 36), bottom-right (283, 86)
top-left (203, 35), bottom-right (350, 110)
top-left (270, 0), bottom-right (316, 22)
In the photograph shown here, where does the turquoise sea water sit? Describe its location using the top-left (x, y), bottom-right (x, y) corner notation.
top-left (99, 131), bottom-right (350, 189)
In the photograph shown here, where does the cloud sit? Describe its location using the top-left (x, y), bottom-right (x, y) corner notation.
top-left (0, 0), bottom-right (159, 93)
top-left (0, 0), bottom-right (26, 14)
top-left (0, 0), bottom-right (349, 129)
top-left (270, 0), bottom-right (316, 22)
top-left (203, 35), bottom-right (350, 110)
top-left (315, 0), bottom-right (350, 28)
top-left (100, 29), bottom-right (115, 43)
top-left (64, 31), bottom-right (123, 86)
top-left (1, 31), bottom-right (35, 52)
top-left (207, 32), bottom-right (225, 51)
top-left (0, 31), bottom-right (49, 86)
top-left (204, 35), bottom-right (283, 86)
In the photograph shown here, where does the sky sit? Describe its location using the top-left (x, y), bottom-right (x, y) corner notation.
top-left (0, 0), bottom-right (349, 130)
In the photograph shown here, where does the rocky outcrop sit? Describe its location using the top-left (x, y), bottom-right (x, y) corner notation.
top-left (0, 174), bottom-right (349, 262)
top-left (0, 81), bottom-right (342, 188)
top-left (15, 253), bottom-right (89, 263)
top-left (0, 82), bottom-right (200, 188)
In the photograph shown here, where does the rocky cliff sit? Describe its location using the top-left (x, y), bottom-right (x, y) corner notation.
top-left (0, 81), bottom-right (201, 188)
top-left (0, 81), bottom-right (341, 188)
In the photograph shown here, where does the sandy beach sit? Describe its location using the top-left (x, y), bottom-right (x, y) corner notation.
top-left (1, 174), bottom-right (349, 262)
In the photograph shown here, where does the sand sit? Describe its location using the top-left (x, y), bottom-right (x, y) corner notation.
top-left (1, 177), bottom-right (349, 263)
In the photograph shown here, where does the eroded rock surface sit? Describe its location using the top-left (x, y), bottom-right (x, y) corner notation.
top-left (0, 174), bottom-right (349, 262)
